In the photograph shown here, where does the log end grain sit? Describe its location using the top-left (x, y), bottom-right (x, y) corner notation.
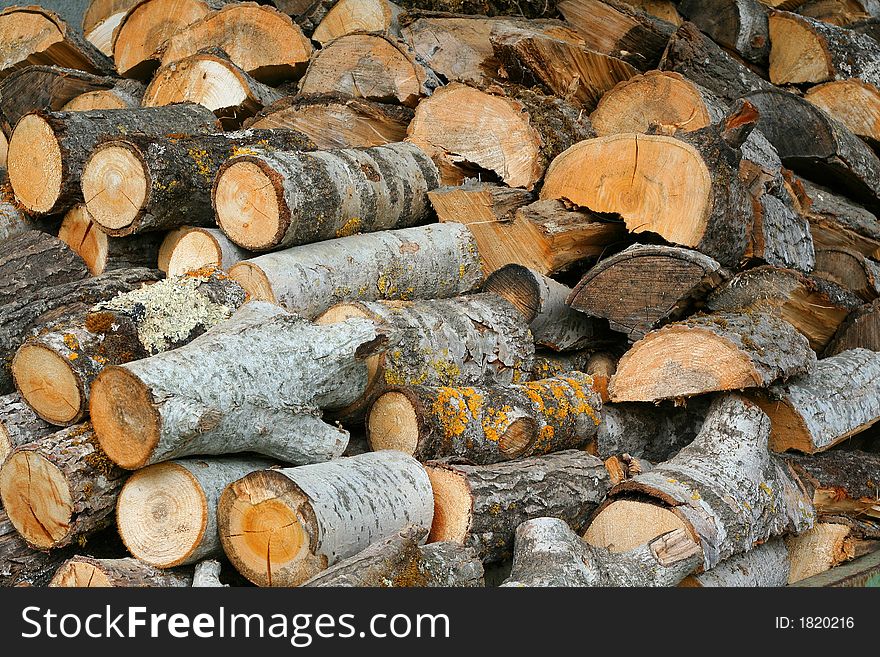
top-left (11, 343), bottom-right (81, 425)
top-left (81, 143), bottom-right (149, 233)
top-left (768, 12), bottom-right (833, 85)
top-left (424, 465), bottom-right (471, 545)
top-left (583, 499), bottom-right (692, 553)
top-left (213, 158), bottom-right (286, 250)
top-left (7, 113), bottom-right (62, 214)
top-left (367, 390), bottom-right (420, 456)
top-left (49, 560), bottom-right (115, 587)
top-left (166, 229), bottom-right (229, 277)
top-left (227, 261), bottom-right (277, 303)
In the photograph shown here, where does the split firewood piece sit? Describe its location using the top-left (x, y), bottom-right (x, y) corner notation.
top-left (60, 80), bottom-right (146, 111)
top-left (796, 177), bottom-right (880, 258)
top-left (213, 142), bottom-right (438, 252)
top-left (430, 188), bottom-right (627, 277)
top-left (799, 0), bottom-right (880, 25)
top-left (660, 22), bottom-right (773, 105)
top-left (0, 423), bottom-right (126, 550)
top-left (752, 349), bottom-right (880, 453)
top-left (502, 518), bottom-right (701, 587)
top-left (678, 0), bottom-right (771, 64)
top-left (541, 103), bottom-right (757, 268)
top-left (812, 247), bottom-right (880, 300)
top-left (7, 104), bottom-right (219, 217)
top-left (585, 395), bottom-right (815, 569)
top-left (746, 89), bottom-right (880, 212)
top-left (90, 301), bottom-right (391, 469)
top-left (158, 3), bottom-right (312, 84)
top-left (58, 205), bottom-right (163, 276)
top-left (82, 0), bottom-right (139, 56)
top-left (825, 297), bottom-right (880, 354)
top-left (0, 393), bottom-right (53, 464)
top-left (425, 450), bottom-right (610, 563)
top-left (313, 0), bottom-right (403, 44)
top-left (786, 520), bottom-right (880, 583)
top-left (610, 310), bottom-right (815, 403)
top-left (112, 0), bottom-right (229, 79)
top-left (50, 557), bottom-right (192, 587)
top-left (0, 508), bottom-right (73, 587)
top-left (298, 33), bottom-right (439, 108)
top-left (143, 52), bottom-right (284, 127)
top-left (165, 228), bottom-right (250, 276)
top-left (623, 0), bottom-right (682, 23)
top-left (784, 450), bottom-right (880, 520)
top-left (0, 6), bottom-right (114, 79)
top-left (484, 264), bottom-right (615, 351)
top-left (228, 223), bottom-right (482, 320)
top-left (681, 537), bottom-right (791, 587)
top-left (247, 94), bottom-right (413, 150)
top-left (0, 231), bottom-right (89, 307)
top-left (14, 270), bottom-right (246, 426)
top-left (769, 11), bottom-right (880, 86)
top-left (705, 265), bottom-right (861, 351)
top-left (568, 245), bottom-right (725, 341)
top-left (367, 372), bottom-right (602, 463)
top-left (558, 0), bottom-right (676, 70)
top-left (302, 525), bottom-right (485, 587)
top-left (805, 79), bottom-right (880, 149)
top-left (218, 451), bottom-right (435, 587)
top-left (116, 456), bottom-right (275, 568)
top-left (596, 397), bottom-right (712, 462)
top-left (0, 268), bottom-right (161, 395)
top-left (0, 183), bottom-right (36, 243)
top-left (315, 294), bottom-right (534, 420)
top-left (408, 83), bottom-right (593, 189)
top-left (83, 129), bottom-right (313, 237)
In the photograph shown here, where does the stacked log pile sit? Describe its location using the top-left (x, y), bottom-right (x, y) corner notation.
top-left (1, 0), bottom-right (880, 589)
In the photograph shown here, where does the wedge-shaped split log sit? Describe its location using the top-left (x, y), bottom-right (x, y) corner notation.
top-left (812, 247), bottom-right (880, 301)
top-left (805, 79), bottom-right (880, 149)
top-left (783, 450), bottom-right (880, 520)
top-left (218, 451), bottom-right (435, 587)
top-left (50, 557), bottom-right (192, 587)
top-left (796, 177), bottom-right (880, 259)
top-left (825, 297), bottom-right (880, 354)
top-left (677, 0), bottom-right (771, 64)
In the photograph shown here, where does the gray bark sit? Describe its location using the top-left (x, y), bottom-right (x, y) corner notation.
top-left (0, 393), bottom-right (53, 463)
top-left (678, 0), bottom-right (771, 64)
top-left (684, 537), bottom-right (791, 586)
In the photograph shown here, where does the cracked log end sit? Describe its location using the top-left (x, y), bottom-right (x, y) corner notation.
top-left (50, 560), bottom-right (115, 587)
top-left (218, 469), bottom-right (322, 587)
top-left (81, 142), bottom-right (148, 233)
top-left (116, 462), bottom-right (208, 568)
top-left (7, 113), bottom-right (63, 214)
top-left (584, 499), bottom-right (692, 554)
top-left (0, 450), bottom-right (73, 550)
top-left (168, 229), bottom-right (235, 278)
top-left (214, 157), bottom-right (286, 251)
top-left (768, 13), bottom-right (832, 85)
top-left (540, 133), bottom-right (711, 249)
top-left (228, 261), bottom-right (276, 303)
top-left (90, 366), bottom-right (159, 470)
top-left (12, 343), bottom-right (81, 425)
top-left (424, 466), bottom-right (472, 544)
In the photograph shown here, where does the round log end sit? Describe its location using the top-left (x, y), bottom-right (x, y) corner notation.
top-left (500, 418), bottom-right (536, 458)
top-left (583, 499), bottom-right (690, 553)
top-left (12, 344), bottom-right (82, 425)
top-left (117, 462), bottom-right (208, 568)
top-left (0, 130), bottom-right (8, 169)
top-left (143, 56), bottom-right (249, 113)
top-left (0, 449), bottom-right (73, 549)
top-left (167, 228), bottom-right (224, 277)
top-left (62, 90), bottom-right (130, 112)
top-left (425, 465), bottom-right (471, 544)
top-left (58, 204), bottom-right (109, 275)
top-left (7, 114), bottom-right (63, 214)
top-left (227, 261), bottom-right (276, 303)
top-left (49, 559), bottom-right (113, 587)
top-left (367, 390), bottom-right (419, 456)
top-left (90, 367), bottom-right (160, 470)
top-left (82, 143), bottom-right (148, 232)
top-left (482, 264), bottom-right (540, 323)
top-left (214, 158), bottom-right (286, 251)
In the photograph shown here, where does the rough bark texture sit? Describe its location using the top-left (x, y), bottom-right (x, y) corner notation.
top-left (0, 231), bottom-right (89, 307)
top-left (682, 536), bottom-right (791, 586)
top-left (49, 556), bottom-right (192, 587)
top-left (61, 80), bottom-right (146, 111)
top-left (678, 0), bottom-right (771, 64)
top-left (418, 541), bottom-right (486, 587)
top-left (825, 296), bottom-right (880, 354)
top-left (796, 177), bottom-right (880, 259)
top-left (812, 247), bottom-right (880, 300)
top-left (0, 507), bottom-right (72, 587)
top-left (191, 559), bottom-right (226, 587)
top-left (228, 223), bottom-right (483, 320)
top-left (397, 0), bottom-right (561, 18)
top-left (426, 450), bottom-right (610, 562)
top-left (502, 518), bottom-right (702, 586)
top-left (0, 180), bottom-right (35, 242)
top-left (0, 392), bottom-right (53, 463)
top-left (783, 450), bottom-right (880, 521)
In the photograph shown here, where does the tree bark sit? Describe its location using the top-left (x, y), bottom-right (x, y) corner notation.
top-left (0, 393), bottom-right (53, 464)
top-left (0, 231), bottom-right (89, 307)
top-left (50, 556), bottom-right (192, 587)
top-left (678, 0), bottom-right (771, 64)
top-left (795, 177), bottom-right (880, 259)
top-left (61, 79), bottom-right (146, 111)
top-left (825, 296), bottom-right (880, 354)
top-left (218, 451), bottom-right (435, 587)
top-left (191, 559), bottom-right (226, 587)
top-left (783, 449), bottom-right (880, 520)
top-left (418, 541), bottom-right (486, 587)
top-left (681, 537), bottom-right (791, 586)
top-left (213, 141), bottom-right (439, 251)
top-left (228, 223), bottom-right (482, 320)
top-left (165, 227), bottom-right (250, 276)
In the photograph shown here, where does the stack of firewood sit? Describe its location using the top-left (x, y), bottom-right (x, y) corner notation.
top-left (1, 0), bottom-right (880, 589)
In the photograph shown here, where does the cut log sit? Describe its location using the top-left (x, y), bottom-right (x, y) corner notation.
top-left (786, 521), bottom-right (880, 583)
top-left (752, 349), bottom-right (880, 453)
top-left (795, 177), bottom-right (880, 258)
top-left (558, 0), bottom-right (676, 70)
top-left (0, 130), bottom-right (6, 169)
top-left (247, 93), bottom-right (413, 150)
top-left (280, 0), bottom-right (337, 33)
top-left (14, 269), bottom-right (245, 426)
top-left (850, 15), bottom-right (880, 38)
top-left (313, 0), bottom-right (402, 44)
top-left (228, 223), bottom-right (482, 319)
top-left (60, 80), bottom-right (145, 111)
top-left (0, 6), bottom-right (113, 79)
top-left (0, 268), bottom-right (161, 394)
top-left (568, 245), bottom-right (725, 341)
top-left (157, 227), bottom-right (190, 273)
top-left (58, 204), bottom-right (163, 275)
top-left (784, 450), bottom-right (880, 519)
top-left (541, 104), bottom-right (757, 268)
top-left (143, 52), bottom-right (284, 127)
top-left (769, 10), bottom-right (880, 86)
top-left (0, 184), bottom-right (36, 245)
top-left (218, 450), bottom-right (434, 587)
top-left (430, 187), bottom-right (627, 276)
top-left (677, 0), bottom-right (771, 64)
top-left (610, 310), bottom-right (815, 402)
top-left (681, 537), bottom-right (791, 586)
top-left (367, 372), bottom-right (602, 463)
top-left (805, 79), bottom-right (880, 149)
top-left (298, 32), bottom-right (439, 107)
top-left (166, 227), bottom-right (250, 276)
top-left (90, 301), bottom-right (390, 469)
top-left (158, 3), bottom-right (312, 84)
top-left (799, 0), bottom-right (880, 24)
top-left (0, 423), bottom-right (126, 550)
top-left (530, 350), bottom-right (593, 380)
top-left (83, 129), bottom-right (313, 237)
top-left (483, 264), bottom-right (615, 351)
top-left (7, 104), bottom-right (219, 216)
top-left (502, 518), bottom-right (701, 586)
top-left (83, 0), bottom-right (140, 41)
top-left (1, 507), bottom-right (72, 587)
top-left (417, 541), bottom-right (486, 587)
top-left (812, 247), bottom-right (880, 300)
top-left (622, 0), bottom-right (682, 23)
top-left (0, 393), bottom-right (53, 464)
top-left (213, 141), bottom-right (438, 251)
top-left (825, 296), bottom-right (880, 354)
top-left (314, 293), bottom-right (534, 420)
top-left (117, 456), bottom-right (275, 568)
top-left (407, 82), bottom-right (594, 189)
top-left (0, 231), bottom-right (89, 308)
top-left (50, 556), bottom-right (192, 587)
top-left (585, 395), bottom-right (815, 569)
top-left (425, 450), bottom-right (610, 562)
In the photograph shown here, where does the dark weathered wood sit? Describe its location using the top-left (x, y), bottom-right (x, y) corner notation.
top-left (0, 393), bottom-right (53, 464)
top-left (784, 450), bottom-right (880, 521)
top-left (0, 231), bottom-right (89, 307)
top-left (813, 247), bottom-right (880, 300)
top-left (825, 297), bottom-right (880, 354)
top-left (795, 177), bottom-right (880, 258)
top-left (678, 0), bottom-right (771, 64)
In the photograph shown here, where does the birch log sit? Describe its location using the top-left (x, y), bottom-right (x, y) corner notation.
top-left (680, 537), bottom-right (791, 586)
top-left (0, 393), bottom-right (53, 464)
top-left (218, 451), bottom-right (435, 587)
top-left (165, 228), bottom-right (250, 276)
top-left (0, 181), bottom-right (35, 242)
top-left (50, 557), bottom-right (192, 587)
